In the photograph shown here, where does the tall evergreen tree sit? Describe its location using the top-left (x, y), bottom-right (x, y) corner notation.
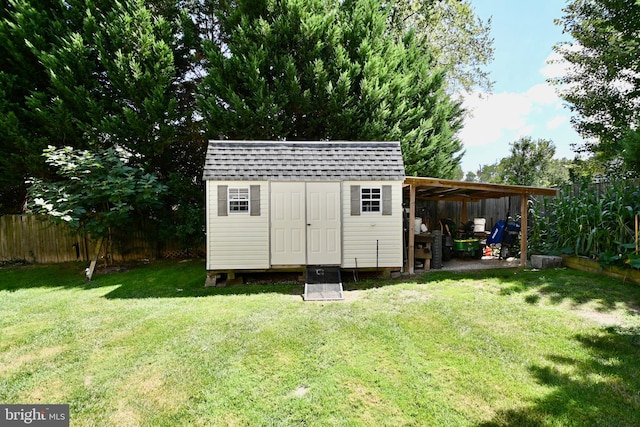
top-left (0, 0), bottom-right (204, 243)
top-left (198, 0), bottom-right (464, 178)
top-left (0, 1), bottom-right (72, 213)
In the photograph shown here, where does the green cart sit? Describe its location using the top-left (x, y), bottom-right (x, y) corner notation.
top-left (453, 238), bottom-right (483, 259)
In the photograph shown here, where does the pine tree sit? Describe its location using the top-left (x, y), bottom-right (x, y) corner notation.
top-left (0, 1), bottom-right (73, 213)
top-left (198, 0), bottom-right (464, 178)
top-left (0, 0), bottom-right (204, 242)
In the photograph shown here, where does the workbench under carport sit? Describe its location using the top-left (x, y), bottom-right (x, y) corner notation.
top-left (403, 177), bottom-right (558, 274)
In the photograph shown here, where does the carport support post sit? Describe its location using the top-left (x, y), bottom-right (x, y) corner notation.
top-left (520, 194), bottom-right (529, 267)
top-left (461, 201), bottom-right (467, 224)
top-left (408, 184), bottom-right (416, 274)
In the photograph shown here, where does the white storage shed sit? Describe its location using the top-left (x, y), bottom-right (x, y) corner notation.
top-left (203, 140), bottom-right (406, 285)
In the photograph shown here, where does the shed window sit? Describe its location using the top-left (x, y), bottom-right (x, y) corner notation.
top-left (361, 187), bottom-right (381, 213)
top-left (228, 187), bottom-right (249, 213)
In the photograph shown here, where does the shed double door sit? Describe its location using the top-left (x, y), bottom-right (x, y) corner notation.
top-left (271, 182), bottom-right (341, 266)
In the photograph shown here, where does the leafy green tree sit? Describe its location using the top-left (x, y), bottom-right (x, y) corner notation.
top-left (28, 146), bottom-right (167, 235)
top-left (387, 0), bottom-right (494, 94)
top-left (451, 164), bottom-right (465, 181)
top-left (0, 72), bottom-right (35, 213)
top-left (20, 0), bottom-right (193, 171)
top-left (566, 156), bottom-right (604, 183)
top-left (465, 162), bottom-right (502, 184)
top-left (199, 0), bottom-right (464, 178)
top-left (466, 138), bottom-right (570, 187)
top-left (553, 0), bottom-right (640, 174)
top-left (463, 171), bottom-right (478, 182)
top-left (28, 146), bottom-right (167, 277)
top-left (543, 158), bottom-right (572, 187)
top-left (499, 137), bottom-right (555, 186)
top-left (0, 1), bottom-right (70, 213)
top-left (621, 128), bottom-right (640, 177)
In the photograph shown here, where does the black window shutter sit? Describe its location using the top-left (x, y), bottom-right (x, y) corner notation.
top-left (382, 185), bottom-right (392, 215)
top-left (250, 185), bottom-right (260, 216)
top-left (351, 185), bottom-right (360, 216)
top-left (217, 185), bottom-right (228, 216)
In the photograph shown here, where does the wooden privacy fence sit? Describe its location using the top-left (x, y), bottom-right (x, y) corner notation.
top-left (414, 196), bottom-right (524, 232)
top-left (0, 215), bottom-right (204, 264)
top-left (0, 215), bottom-right (89, 263)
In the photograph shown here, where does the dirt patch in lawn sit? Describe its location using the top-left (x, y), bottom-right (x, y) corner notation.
top-left (0, 345), bottom-right (66, 375)
top-left (573, 302), bottom-right (640, 327)
top-left (578, 310), bottom-right (627, 326)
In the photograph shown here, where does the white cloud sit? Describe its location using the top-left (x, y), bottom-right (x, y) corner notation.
top-left (525, 83), bottom-right (558, 106)
top-left (546, 115), bottom-right (567, 130)
top-left (459, 87), bottom-right (558, 148)
top-left (459, 53), bottom-right (567, 150)
top-left (515, 125), bottom-right (536, 140)
top-left (458, 51), bottom-right (585, 173)
top-left (540, 51), bottom-right (569, 80)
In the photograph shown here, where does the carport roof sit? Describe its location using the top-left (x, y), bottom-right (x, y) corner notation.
top-left (403, 177), bottom-right (558, 201)
top-left (403, 177), bottom-right (558, 273)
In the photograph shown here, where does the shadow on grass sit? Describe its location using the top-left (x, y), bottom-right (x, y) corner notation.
top-left (102, 268), bottom-right (408, 299)
top-left (97, 263), bottom-right (309, 299)
top-left (420, 267), bottom-right (640, 317)
top-left (415, 268), bottom-right (640, 426)
top-left (0, 259), bottom-right (406, 299)
top-left (0, 261), bottom-right (90, 290)
top-left (4, 261), bottom-right (640, 307)
top-left (477, 325), bottom-right (640, 427)
top-left (0, 260), bottom-right (303, 299)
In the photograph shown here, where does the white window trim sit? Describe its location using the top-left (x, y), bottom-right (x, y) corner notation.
top-left (228, 186), bottom-right (250, 214)
top-left (361, 186), bottom-right (382, 214)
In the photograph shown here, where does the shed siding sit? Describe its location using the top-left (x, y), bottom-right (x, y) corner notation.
top-left (342, 181), bottom-right (403, 268)
top-left (206, 181), bottom-right (270, 270)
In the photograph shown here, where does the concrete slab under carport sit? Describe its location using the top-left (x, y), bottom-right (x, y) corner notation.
top-left (416, 257), bottom-right (522, 273)
top-left (403, 177), bottom-right (558, 274)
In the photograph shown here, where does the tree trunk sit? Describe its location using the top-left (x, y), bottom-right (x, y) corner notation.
top-left (86, 236), bottom-right (104, 281)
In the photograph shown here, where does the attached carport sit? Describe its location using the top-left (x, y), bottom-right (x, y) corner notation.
top-left (404, 177), bottom-right (558, 273)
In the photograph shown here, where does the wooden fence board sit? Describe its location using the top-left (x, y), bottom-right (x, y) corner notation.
top-left (414, 196), bottom-right (525, 233)
top-left (0, 215), bottom-right (204, 264)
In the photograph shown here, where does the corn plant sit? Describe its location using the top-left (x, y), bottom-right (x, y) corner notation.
top-left (529, 180), bottom-right (640, 269)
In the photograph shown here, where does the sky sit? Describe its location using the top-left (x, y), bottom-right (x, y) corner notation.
top-left (459, 0), bottom-right (581, 174)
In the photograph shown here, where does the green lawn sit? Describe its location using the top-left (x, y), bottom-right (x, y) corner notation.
top-left (1, 261), bottom-right (639, 426)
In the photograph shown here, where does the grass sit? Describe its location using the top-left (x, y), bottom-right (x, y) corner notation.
top-left (1, 261), bottom-right (640, 426)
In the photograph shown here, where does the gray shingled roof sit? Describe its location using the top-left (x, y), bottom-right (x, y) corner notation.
top-left (203, 141), bottom-right (406, 181)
